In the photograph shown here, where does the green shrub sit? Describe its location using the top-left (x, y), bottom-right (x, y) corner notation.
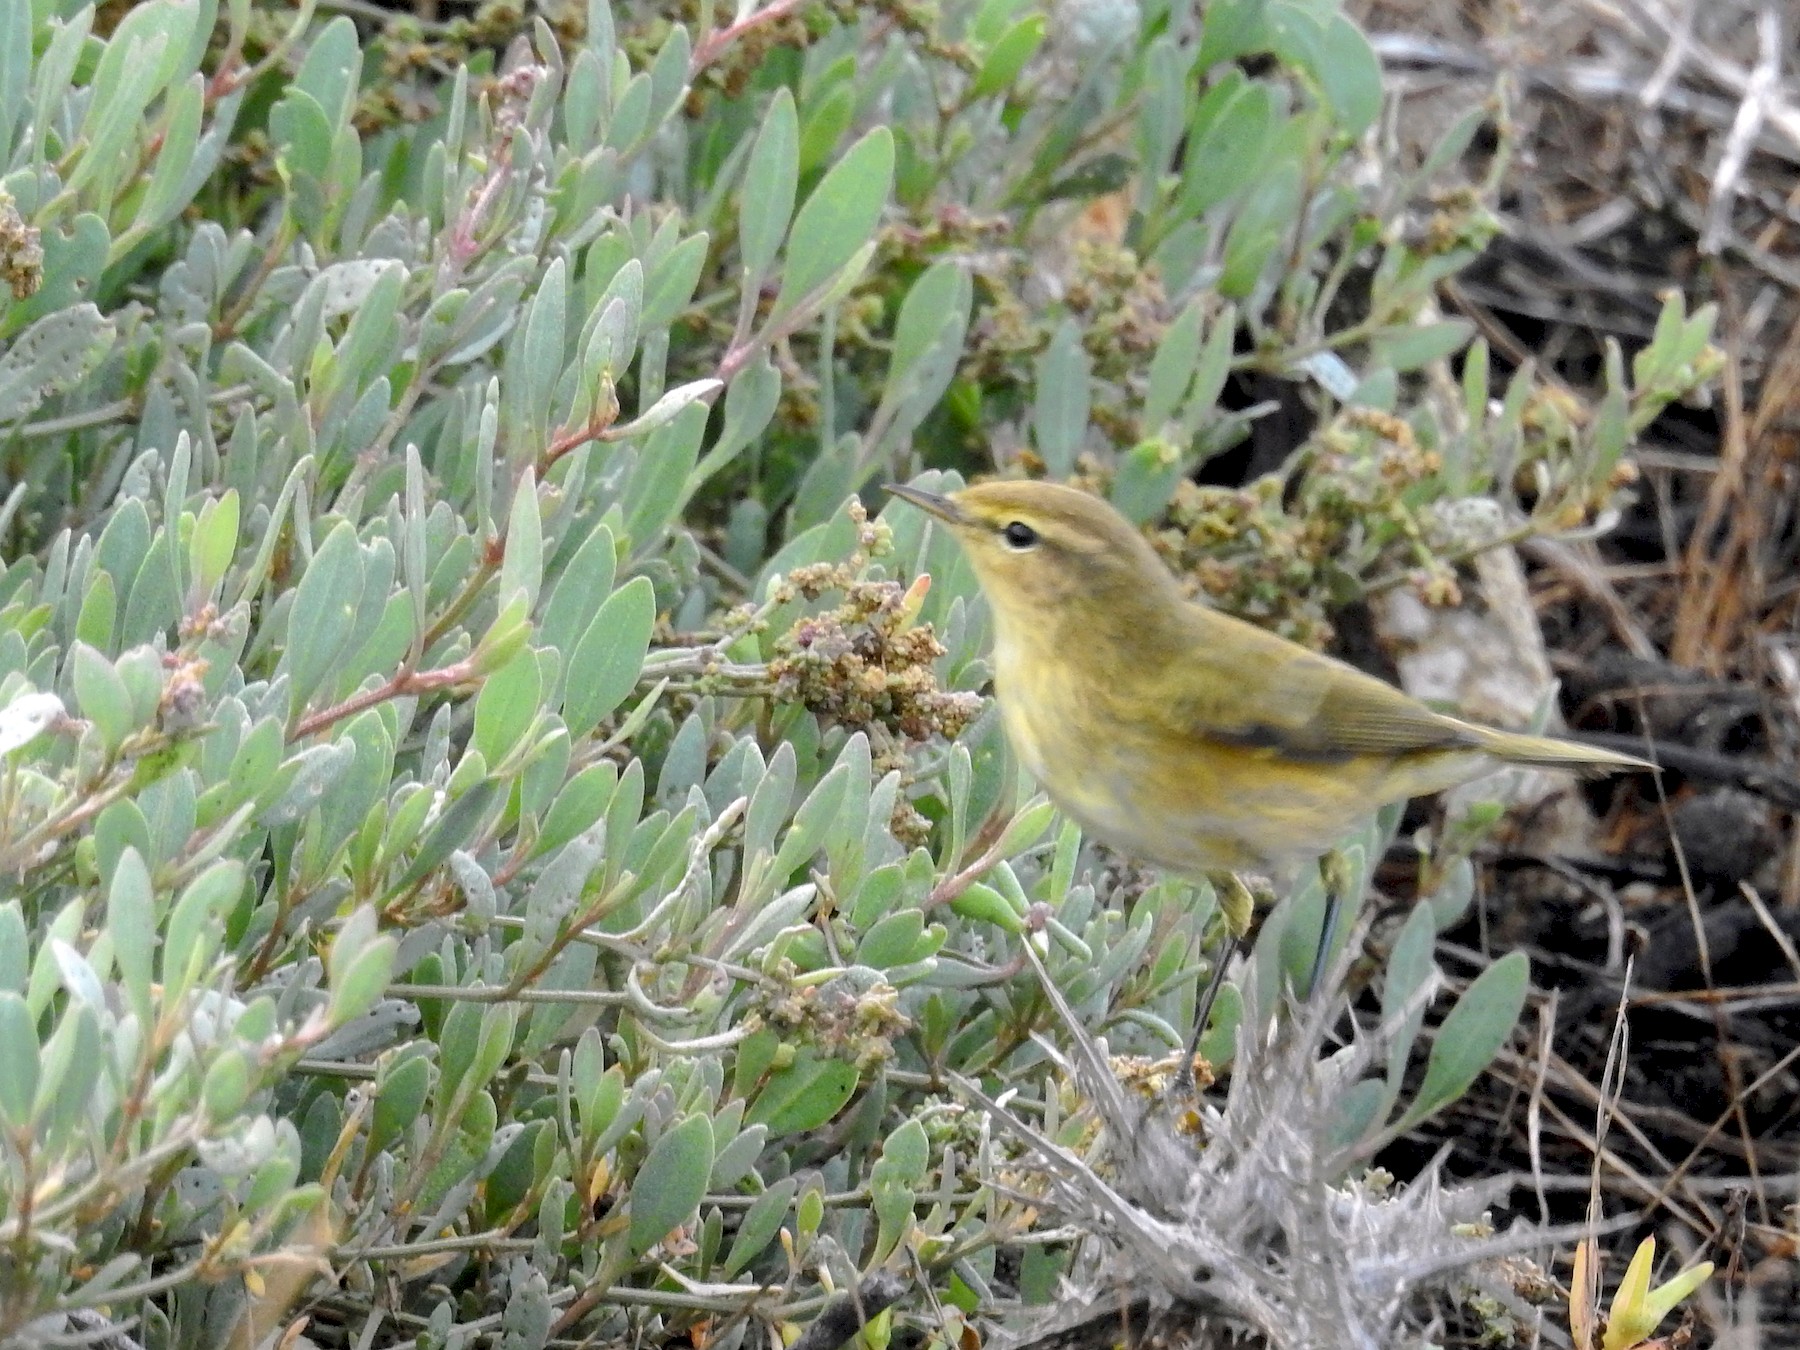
top-left (0, 0), bottom-right (1716, 1346)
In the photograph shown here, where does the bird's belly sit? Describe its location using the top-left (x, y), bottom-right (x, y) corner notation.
top-left (996, 681), bottom-right (1269, 874)
top-left (998, 680), bottom-right (1408, 878)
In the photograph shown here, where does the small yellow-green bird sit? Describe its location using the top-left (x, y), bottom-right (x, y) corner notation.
top-left (887, 479), bottom-right (1652, 1037)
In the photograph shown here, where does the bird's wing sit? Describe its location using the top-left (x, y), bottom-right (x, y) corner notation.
top-left (1156, 608), bottom-right (1480, 761)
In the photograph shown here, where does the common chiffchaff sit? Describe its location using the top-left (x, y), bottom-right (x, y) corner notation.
top-left (888, 479), bottom-right (1653, 1024)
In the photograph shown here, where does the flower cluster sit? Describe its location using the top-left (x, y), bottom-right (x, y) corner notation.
top-left (770, 579), bottom-right (983, 751)
top-left (755, 968), bottom-right (909, 1072)
top-left (768, 503), bottom-right (983, 763)
top-left (964, 237), bottom-right (1175, 451)
top-left (0, 189), bottom-right (43, 301)
top-left (1148, 407), bottom-right (1469, 646)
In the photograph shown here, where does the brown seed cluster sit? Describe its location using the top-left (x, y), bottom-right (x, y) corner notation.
top-left (1156, 476), bottom-right (1340, 648)
top-left (0, 190), bottom-right (43, 302)
top-left (756, 969), bottom-right (909, 1072)
top-left (886, 796), bottom-right (934, 851)
top-left (156, 654), bottom-right (212, 735)
top-left (771, 579), bottom-right (982, 747)
top-left (1148, 407), bottom-right (1468, 646)
top-left (962, 238), bottom-right (1174, 451)
top-left (767, 504), bottom-right (983, 763)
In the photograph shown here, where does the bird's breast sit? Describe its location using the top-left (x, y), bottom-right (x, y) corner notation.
top-left (992, 637), bottom-right (1232, 871)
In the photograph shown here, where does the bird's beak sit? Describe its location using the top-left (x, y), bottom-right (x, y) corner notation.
top-left (883, 482), bottom-right (968, 527)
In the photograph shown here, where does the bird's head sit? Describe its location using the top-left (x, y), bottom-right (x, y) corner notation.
top-left (884, 480), bottom-right (1182, 636)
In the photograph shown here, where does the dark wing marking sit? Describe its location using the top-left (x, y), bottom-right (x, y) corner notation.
top-left (1152, 608), bottom-right (1482, 761)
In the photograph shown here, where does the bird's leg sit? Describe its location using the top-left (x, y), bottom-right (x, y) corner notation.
top-left (1175, 935), bottom-right (1238, 1095)
top-left (1174, 872), bottom-right (1258, 1095)
top-left (1213, 870), bottom-right (1256, 937)
top-left (1304, 849), bottom-right (1356, 1001)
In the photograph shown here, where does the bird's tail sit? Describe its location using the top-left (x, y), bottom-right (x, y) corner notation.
top-left (1471, 726), bottom-right (1657, 775)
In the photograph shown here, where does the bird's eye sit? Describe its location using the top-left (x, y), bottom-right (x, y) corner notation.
top-left (1001, 521), bottom-right (1039, 550)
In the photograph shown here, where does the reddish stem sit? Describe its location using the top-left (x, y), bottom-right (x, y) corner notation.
top-left (291, 661), bottom-right (476, 741)
top-left (689, 0), bottom-right (809, 75)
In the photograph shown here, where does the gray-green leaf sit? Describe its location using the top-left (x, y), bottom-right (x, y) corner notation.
top-left (772, 127), bottom-right (894, 317)
top-left (629, 1113), bottom-right (714, 1256)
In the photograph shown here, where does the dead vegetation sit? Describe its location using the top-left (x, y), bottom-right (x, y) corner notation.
top-left (1343, 0), bottom-right (1800, 1340)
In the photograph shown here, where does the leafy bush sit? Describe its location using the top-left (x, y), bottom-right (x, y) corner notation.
top-left (0, 0), bottom-right (1717, 1347)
